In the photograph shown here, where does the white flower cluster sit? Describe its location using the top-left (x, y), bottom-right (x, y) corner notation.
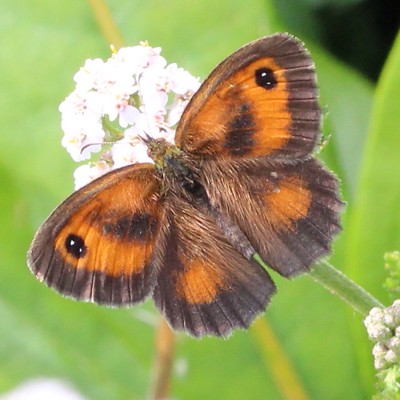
top-left (364, 300), bottom-right (400, 370)
top-left (59, 42), bottom-right (201, 190)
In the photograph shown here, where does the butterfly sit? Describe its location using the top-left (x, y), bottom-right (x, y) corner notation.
top-left (28, 33), bottom-right (343, 337)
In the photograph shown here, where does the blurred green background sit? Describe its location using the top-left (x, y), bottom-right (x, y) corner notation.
top-left (1, 0), bottom-right (399, 399)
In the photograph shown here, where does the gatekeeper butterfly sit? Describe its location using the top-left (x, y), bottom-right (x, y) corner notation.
top-left (28, 33), bottom-right (343, 337)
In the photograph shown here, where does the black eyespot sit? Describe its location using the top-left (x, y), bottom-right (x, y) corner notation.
top-left (65, 234), bottom-right (87, 259)
top-left (255, 68), bottom-right (277, 90)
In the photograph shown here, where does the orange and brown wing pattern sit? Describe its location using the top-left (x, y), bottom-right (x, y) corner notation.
top-left (175, 33), bottom-right (320, 160)
top-left (201, 158), bottom-right (343, 277)
top-left (151, 194), bottom-right (275, 337)
top-left (28, 164), bottom-right (164, 305)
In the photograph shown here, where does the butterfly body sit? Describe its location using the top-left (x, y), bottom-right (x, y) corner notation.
top-left (146, 138), bottom-right (203, 199)
top-left (28, 33), bottom-right (343, 337)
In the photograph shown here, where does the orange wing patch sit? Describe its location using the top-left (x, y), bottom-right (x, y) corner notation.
top-left (264, 175), bottom-right (312, 231)
top-left (175, 258), bottom-right (226, 304)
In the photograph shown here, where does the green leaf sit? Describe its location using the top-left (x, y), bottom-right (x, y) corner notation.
top-left (345, 30), bottom-right (400, 394)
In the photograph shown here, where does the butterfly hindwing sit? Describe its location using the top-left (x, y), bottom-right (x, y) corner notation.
top-left (175, 33), bottom-right (320, 160)
top-left (28, 164), bottom-right (164, 305)
top-left (200, 158), bottom-right (343, 277)
top-left (151, 193), bottom-right (275, 337)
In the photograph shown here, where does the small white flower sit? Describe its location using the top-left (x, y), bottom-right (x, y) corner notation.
top-left (103, 94), bottom-right (139, 128)
top-left (125, 112), bottom-right (159, 140)
top-left (373, 343), bottom-right (387, 356)
top-left (392, 299), bottom-right (400, 308)
top-left (138, 66), bottom-right (169, 115)
top-left (118, 103), bottom-right (140, 128)
top-left (167, 97), bottom-right (190, 127)
top-left (112, 44), bottom-right (166, 74)
top-left (73, 58), bottom-right (104, 91)
top-left (61, 115), bottom-right (105, 161)
top-left (82, 90), bottom-right (106, 116)
top-left (389, 336), bottom-right (400, 346)
top-left (73, 161), bottom-right (111, 190)
top-left (166, 63), bottom-right (201, 96)
top-left (364, 300), bottom-right (400, 370)
top-left (59, 90), bottom-right (88, 116)
top-left (111, 140), bottom-right (153, 169)
top-left (368, 324), bottom-right (392, 342)
top-left (385, 349), bottom-right (399, 364)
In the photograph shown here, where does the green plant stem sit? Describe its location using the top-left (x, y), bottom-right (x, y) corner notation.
top-left (251, 319), bottom-right (310, 400)
top-left (254, 255), bottom-right (384, 317)
top-left (86, 0), bottom-right (124, 49)
top-left (309, 259), bottom-right (384, 316)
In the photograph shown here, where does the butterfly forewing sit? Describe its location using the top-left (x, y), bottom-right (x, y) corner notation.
top-left (175, 33), bottom-right (320, 160)
top-left (28, 164), bottom-right (164, 305)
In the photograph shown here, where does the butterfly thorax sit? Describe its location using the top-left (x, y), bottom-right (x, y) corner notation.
top-left (146, 137), bottom-right (179, 167)
top-left (146, 137), bottom-right (203, 198)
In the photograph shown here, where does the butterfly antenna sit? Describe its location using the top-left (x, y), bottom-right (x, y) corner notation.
top-left (80, 142), bottom-right (104, 154)
top-left (80, 141), bottom-right (133, 155)
top-left (139, 132), bottom-right (153, 145)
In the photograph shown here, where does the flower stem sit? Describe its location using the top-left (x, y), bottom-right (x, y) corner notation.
top-left (251, 318), bottom-right (310, 400)
top-left (86, 0), bottom-right (124, 49)
top-left (149, 318), bottom-right (176, 400)
top-left (309, 259), bottom-right (384, 316)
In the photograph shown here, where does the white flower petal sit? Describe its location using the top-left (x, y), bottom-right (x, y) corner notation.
top-left (73, 161), bottom-right (111, 190)
top-left (111, 140), bottom-right (153, 168)
top-left (166, 63), bottom-right (200, 95)
top-left (167, 97), bottom-right (189, 127)
top-left (61, 115), bottom-right (105, 161)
